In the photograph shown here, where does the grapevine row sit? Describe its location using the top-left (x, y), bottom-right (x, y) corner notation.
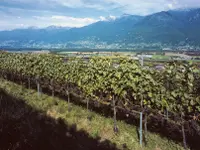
top-left (0, 52), bottom-right (199, 117)
top-left (1, 51), bottom-right (200, 148)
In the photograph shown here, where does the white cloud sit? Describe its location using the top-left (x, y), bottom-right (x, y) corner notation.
top-left (1, 0), bottom-right (200, 30)
top-left (99, 16), bottom-right (106, 21)
top-left (168, 4), bottom-right (173, 9)
top-left (109, 15), bottom-right (116, 20)
top-left (55, 0), bottom-right (83, 8)
top-left (3, 0), bottom-right (200, 16)
top-left (33, 15), bottom-right (99, 27)
top-left (0, 14), bottom-right (105, 30)
top-left (99, 15), bottom-right (116, 21)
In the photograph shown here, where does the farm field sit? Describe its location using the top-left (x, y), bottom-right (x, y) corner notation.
top-left (0, 51), bottom-right (200, 150)
top-left (55, 50), bottom-right (200, 65)
top-left (4, 48), bottom-right (200, 63)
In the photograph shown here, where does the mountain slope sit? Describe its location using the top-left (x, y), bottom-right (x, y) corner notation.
top-left (126, 11), bottom-right (186, 44)
top-left (168, 8), bottom-right (200, 45)
top-left (0, 8), bottom-right (200, 49)
top-left (182, 8), bottom-right (200, 45)
top-left (50, 15), bottom-right (144, 43)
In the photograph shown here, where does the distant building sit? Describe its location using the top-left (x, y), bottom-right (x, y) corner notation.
top-left (155, 65), bottom-right (165, 70)
top-left (163, 48), bottom-right (172, 51)
top-left (132, 56), bottom-right (139, 60)
top-left (137, 55), bottom-right (153, 58)
top-left (31, 50), bottom-right (50, 54)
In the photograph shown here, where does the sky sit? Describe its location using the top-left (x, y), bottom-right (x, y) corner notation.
top-left (0, 0), bottom-right (200, 30)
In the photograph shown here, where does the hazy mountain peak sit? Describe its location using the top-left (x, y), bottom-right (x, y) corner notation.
top-left (27, 26), bottom-right (40, 29)
top-left (103, 15), bottom-right (117, 22)
top-left (173, 7), bottom-right (196, 12)
top-left (46, 25), bottom-right (61, 29)
top-left (121, 13), bottom-right (131, 17)
top-left (45, 26), bottom-right (71, 30)
top-left (1, 9), bottom-right (200, 49)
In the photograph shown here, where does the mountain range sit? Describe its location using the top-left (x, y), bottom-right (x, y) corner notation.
top-left (0, 8), bottom-right (200, 50)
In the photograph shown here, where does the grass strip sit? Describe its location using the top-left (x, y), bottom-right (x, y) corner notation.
top-left (0, 78), bottom-right (184, 150)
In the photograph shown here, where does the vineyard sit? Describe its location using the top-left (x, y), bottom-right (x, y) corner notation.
top-left (0, 51), bottom-right (200, 149)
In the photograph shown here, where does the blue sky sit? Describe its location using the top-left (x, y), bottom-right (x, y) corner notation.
top-left (0, 0), bottom-right (200, 30)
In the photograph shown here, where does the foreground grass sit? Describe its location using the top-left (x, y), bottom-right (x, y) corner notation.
top-left (0, 78), bottom-right (184, 150)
